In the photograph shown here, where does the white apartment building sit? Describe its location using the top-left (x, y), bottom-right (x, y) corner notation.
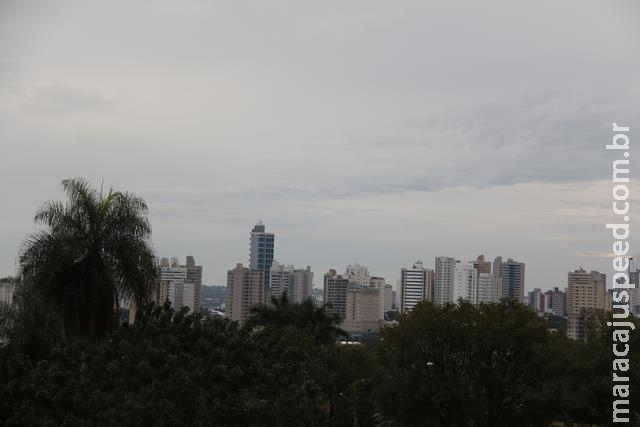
top-left (400, 261), bottom-right (433, 312)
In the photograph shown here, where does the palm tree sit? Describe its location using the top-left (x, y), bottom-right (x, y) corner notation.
top-left (247, 294), bottom-right (347, 345)
top-left (19, 178), bottom-right (157, 341)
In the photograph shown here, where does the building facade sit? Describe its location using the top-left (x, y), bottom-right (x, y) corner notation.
top-left (434, 256), bottom-right (456, 305)
top-left (343, 285), bottom-right (382, 333)
top-left (226, 263), bottom-right (265, 323)
top-left (345, 263), bottom-right (371, 286)
top-left (453, 261), bottom-right (478, 303)
top-left (477, 272), bottom-right (501, 304)
top-left (566, 268), bottom-right (606, 341)
top-left (158, 256), bottom-right (202, 312)
top-left (474, 254), bottom-right (492, 274)
top-left (249, 222), bottom-right (275, 302)
top-left (497, 257), bottom-right (525, 303)
top-left (269, 262), bottom-right (313, 303)
top-left (400, 261), bottom-right (433, 312)
top-left (324, 269), bottom-right (349, 319)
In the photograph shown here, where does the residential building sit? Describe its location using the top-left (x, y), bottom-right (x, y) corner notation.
top-left (185, 256), bottom-right (203, 310)
top-left (477, 273), bottom-right (501, 304)
top-left (249, 222), bottom-right (275, 302)
top-left (434, 256), bottom-right (456, 305)
top-left (547, 287), bottom-right (567, 317)
top-left (291, 266), bottom-right (313, 303)
top-left (566, 268), bottom-right (607, 341)
top-left (474, 254), bottom-right (492, 274)
top-left (400, 261), bottom-right (433, 312)
top-left (369, 276), bottom-right (387, 318)
top-left (157, 256), bottom-right (202, 311)
top-left (453, 261), bottom-right (477, 303)
top-left (324, 269), bottom-right (349, 319)
top-left (159, 257), bottom-right (202, 311)
top-left (269, 262), bottom-right (313, 303)
top-left (226, 263), bottom-right (265, 323)
top-left (345, 263), bottom-right (370, 285)
top-left (383, 284), bottom-right (393, 313)
top-left (344, 285), bottom-right (382, 333)
top-left (269, 262), bottom-right (293, 301)
top-left (527, 288), bottom-right (545, 313)
top-left (496, 257), bottom-right (525, 303)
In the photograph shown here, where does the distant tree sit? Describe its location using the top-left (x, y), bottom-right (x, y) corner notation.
top-left (18, 178), bottom-right (157, 341)
top-left (0, 276), bottom-right (59, 365)
top-left (377, 301), bottom-right (556, 426)
top-left (315, 343), bottom-right (378, 426)
top-left (0, 304), bottom-right (346, 426)
top-left (549, 312), bottom-right (640, 426)
top-left (247, 295), bottom-right (347, 345)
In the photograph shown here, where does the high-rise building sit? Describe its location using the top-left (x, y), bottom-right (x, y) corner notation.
top-left (474, 255), bottom-right (492, 274)
top-left (566, 268), bottom-right (606, 341)
top-left (345, 263), bottom-right (371, 285)
top-left (159, 256), bottom-right (202, 312)
top-left (226, 263), bottom-right (265, 323)
top-left (185, 256), bottom-right (203, 310)
top-left (547, 287), bottom-right (566, 317)
top-left (453, 261), bottom-right (477, 303)
top-left (344, 285), bottom-right (382, 333)
top-left (400, 261), bottom-right (433, 312)
top-left (527, 288), bottom-right (545, 313)
top-left (269, 262), bottom-right (293, 302)
top-left (384, 284), bottom-right (393, 313)
top-left (369, 276), bottom-right (387, 319)
top-left (434, 256), bottom-right (456, 305)
top-left (164, 272), bottom-right (186, 308)
top-left (249, 222), bottom-right (275, 302)
top-left (291, 266), bottom-right (313, 303)
top-left (269, 262), bottom-right (313, 304)
top-left (496, 258), bottom-right (525, 303)
top-left (324, 269), bottom-right (349, 319)
top-left (492, 256), bottom-right (502, 280)
top-left (477, 273), bottom-right (501, 304)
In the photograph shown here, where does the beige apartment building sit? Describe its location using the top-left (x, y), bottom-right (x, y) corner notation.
top-left (226, 263), bottom-right (265, 324)
top-left (343, 285), bottom-right (382, 333)
top-left (566, 268), bottom-right (607, 341)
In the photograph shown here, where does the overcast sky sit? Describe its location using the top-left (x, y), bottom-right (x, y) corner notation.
top-left (1, 0), bottom-right (639, 290)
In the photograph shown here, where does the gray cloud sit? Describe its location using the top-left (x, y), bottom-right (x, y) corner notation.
top-left (22, 84), bottom-right (110, 115)
top-left (0, 0), bottom-right (638, 288)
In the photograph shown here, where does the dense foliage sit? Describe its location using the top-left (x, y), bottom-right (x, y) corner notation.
top-left (0, 300), bottom-right (374, 426)
top-left (1, 295), bottom-right (638, 426)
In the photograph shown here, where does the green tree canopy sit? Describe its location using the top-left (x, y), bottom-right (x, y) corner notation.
top-left (18, 178), bottom-right (157, 341)
top-left (377, 301), bottom-right (556, 426)
top-left (246, 295), bottom-right (347, 345)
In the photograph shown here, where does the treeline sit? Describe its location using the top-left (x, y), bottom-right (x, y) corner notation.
top-left (1, 292), bottom-right (638, 426)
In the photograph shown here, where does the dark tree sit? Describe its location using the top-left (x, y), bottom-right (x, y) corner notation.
top-left (18, 178), bottom-right (157, 341)
top-left (377, 301), bottom-right (556, 426)
top-left (247, 294), bottom-right (347, 345)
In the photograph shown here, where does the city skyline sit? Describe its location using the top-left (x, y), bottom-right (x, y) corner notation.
top-left (1, 1), bottom-right (639, 291)
top-left (4, 214), bottom-right (640, 293)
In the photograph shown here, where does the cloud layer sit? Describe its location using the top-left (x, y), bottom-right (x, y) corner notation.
top-left (1, 0), bottom-right (639, 288)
